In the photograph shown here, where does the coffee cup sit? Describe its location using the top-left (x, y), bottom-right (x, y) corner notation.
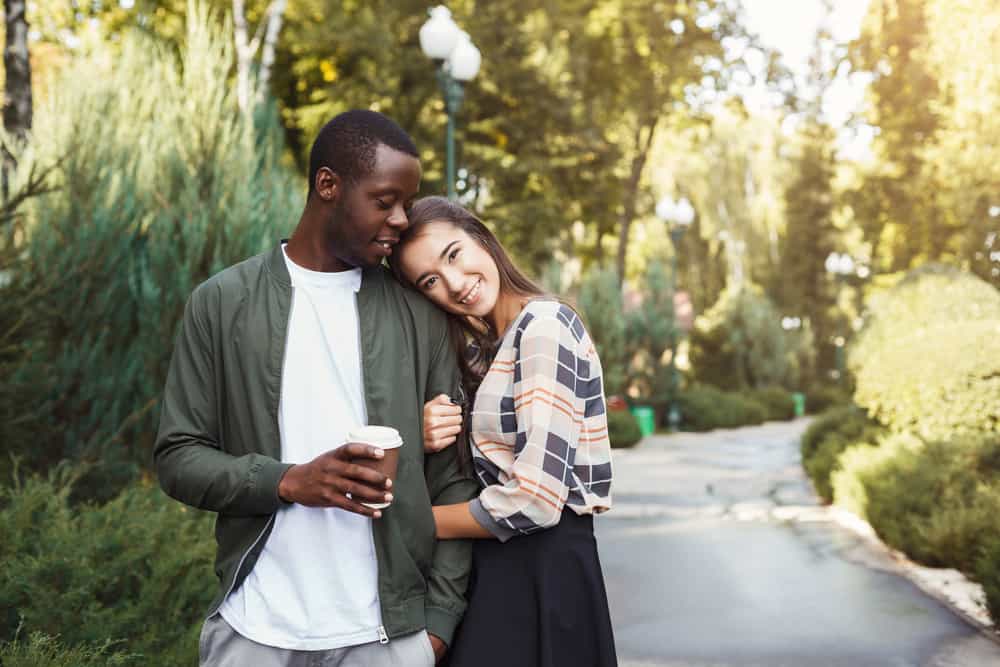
top-left (347, 425), bottom-right (403, 509)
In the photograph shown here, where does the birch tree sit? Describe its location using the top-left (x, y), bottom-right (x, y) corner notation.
top-left (232, 0), bottom-right (286, 113)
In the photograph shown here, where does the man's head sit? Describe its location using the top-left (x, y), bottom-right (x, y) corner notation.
top-left (307, 110), bottom-right (422, 269)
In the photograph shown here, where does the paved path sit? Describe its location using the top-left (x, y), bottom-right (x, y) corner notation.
top-left (596, 419), bottom-right (1000, 667)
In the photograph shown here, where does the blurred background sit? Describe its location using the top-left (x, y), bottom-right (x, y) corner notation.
top-left (0, 1), bottom-right (998, 664)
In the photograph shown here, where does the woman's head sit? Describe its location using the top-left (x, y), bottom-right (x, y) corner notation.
top-left (391, 196), bottom-right (544, 323)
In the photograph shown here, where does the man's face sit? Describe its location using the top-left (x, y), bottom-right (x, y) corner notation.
top-left (324, 143), bottom-right (422, 270)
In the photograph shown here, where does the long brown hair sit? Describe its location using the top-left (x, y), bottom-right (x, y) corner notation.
top-left (388, 196), bottom-right (552, 468)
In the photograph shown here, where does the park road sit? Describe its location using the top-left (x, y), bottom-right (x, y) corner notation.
top-left (595, 419), bottom-right (1000, 667)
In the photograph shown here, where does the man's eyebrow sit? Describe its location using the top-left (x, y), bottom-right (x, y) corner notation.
top-left (415, 240), bottom-right (459, 285)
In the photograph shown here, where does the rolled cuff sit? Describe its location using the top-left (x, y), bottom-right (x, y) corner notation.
top-left (468, 497), bottom-right (519, 543)
top-left (251, 459), bottom-right (296, 512)
top-left (425, 604), bottom-right (462, 647)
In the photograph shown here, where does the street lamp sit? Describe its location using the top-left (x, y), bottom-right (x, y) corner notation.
top-left (419, 6), bottom-right (481, 200)
top-left (656, 196), bottom-right (695, 431)
top-left (825, 251), bottom-right (860, 382)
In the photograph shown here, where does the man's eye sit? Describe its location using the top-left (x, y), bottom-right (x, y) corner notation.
top-left (376, 199), bottom-right (391, 210)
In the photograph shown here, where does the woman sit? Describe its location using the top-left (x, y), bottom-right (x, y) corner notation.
top-left (389, 196), bottom-right (617, 667)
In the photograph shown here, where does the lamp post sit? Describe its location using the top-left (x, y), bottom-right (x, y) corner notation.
top-left (825, 251), bottom-right (856, 383)
top-left (419, 6), bottom-right (481, 200)
top-left (656, 196), bottom-right (695, 431)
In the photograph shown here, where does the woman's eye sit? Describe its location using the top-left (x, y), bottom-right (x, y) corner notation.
top-left (448, 248), bottom-right (460, 262)
top-left (423, 277), bottom-right (437, 290)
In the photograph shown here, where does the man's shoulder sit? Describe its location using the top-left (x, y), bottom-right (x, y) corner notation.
top-left (372, 266), bottom-right (449, 324)
top-left (190, 249), bottom-right (272, 304)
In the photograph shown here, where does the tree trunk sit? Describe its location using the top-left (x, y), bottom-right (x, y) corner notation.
top-left (232, 0), bottom-right (252, 113)
top-left (256, 0), bottom-right (286, 105)
top-left (615, 116), bottom-right (659, 284)
top-left (3, 0), bottom-right (31, 140)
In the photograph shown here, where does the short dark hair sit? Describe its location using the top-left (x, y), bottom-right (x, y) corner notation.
top-left (307, 110), bottom-right (419, 195)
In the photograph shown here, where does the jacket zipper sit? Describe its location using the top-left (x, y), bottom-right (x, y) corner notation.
top-left (212, 284), bottom-right (295, 618)
top-left (377, 625), bottom-right (389, 644)
top-left (212, 513), bottom-right (274, 618)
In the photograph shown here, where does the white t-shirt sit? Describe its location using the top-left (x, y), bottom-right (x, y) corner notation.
top-left (218, 246), bottom-right (382, 650)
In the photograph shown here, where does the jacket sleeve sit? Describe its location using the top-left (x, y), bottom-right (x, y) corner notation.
top-left (153, 285), bottom-right (292, 516)
top-left (422, 317), bottom-right (479, 646)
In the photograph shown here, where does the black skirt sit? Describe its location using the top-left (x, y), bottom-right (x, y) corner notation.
top-left (444, 510), bottom-right (617, 667)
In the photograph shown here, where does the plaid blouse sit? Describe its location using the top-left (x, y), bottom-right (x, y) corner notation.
top-left (467, 300), bottom-right (613, 542)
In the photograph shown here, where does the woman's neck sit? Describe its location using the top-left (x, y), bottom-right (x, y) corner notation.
top-left (488, 290), bottom-right (530, 338)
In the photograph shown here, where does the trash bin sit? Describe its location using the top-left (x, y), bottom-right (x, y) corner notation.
top-left (792, 392), bottom-right (806, 417)
top-left (630, 405), bottom-right (656, 437)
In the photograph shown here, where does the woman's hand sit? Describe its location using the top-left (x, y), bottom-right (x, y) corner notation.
top-left (423, 394), bottom-right (463, 453)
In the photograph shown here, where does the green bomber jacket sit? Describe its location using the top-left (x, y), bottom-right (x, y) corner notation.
top-left (153, 242), bottom-right (477, 645)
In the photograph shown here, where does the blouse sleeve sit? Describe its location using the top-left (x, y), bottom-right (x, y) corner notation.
top-left (469, 306), bottom-right (596, 541)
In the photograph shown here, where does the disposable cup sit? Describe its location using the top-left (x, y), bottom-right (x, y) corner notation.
top-left (347, 425), bottom-right (403, 509)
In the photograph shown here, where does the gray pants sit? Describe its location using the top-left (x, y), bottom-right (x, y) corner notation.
top-left (199, 614), bottom-right (436, 667)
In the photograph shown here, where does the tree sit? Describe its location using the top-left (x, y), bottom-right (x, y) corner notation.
top-left (3, 0), bottom-right (31, 141)
top-left (232, 0), bottom-right (287, 113)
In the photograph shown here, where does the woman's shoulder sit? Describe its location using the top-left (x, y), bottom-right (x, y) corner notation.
top-left (516, 298), bottom-right (588, 345)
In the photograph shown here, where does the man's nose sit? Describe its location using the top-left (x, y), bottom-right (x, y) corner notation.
top-left (387, 203), bottom-right (409, 229)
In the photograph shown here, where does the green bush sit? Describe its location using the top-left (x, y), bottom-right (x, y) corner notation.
top-left (849, 266), bottom-right (1000, 439)
top-left (800, 405), bottom-right (885, 502)
top-left (677, 385), bottom-right (767, 432)
top-left (2, 4), bottom-right (301, 494)
top-left (745, 387), bottom-right (796, 421)
top-left (831, 435), bottom-right (1000, 573)
top-left (977, 535), bottom-right (1000, 626)
top-left (804, 382), bottom-right (851, 414)
top-left (0, 633), bottom-right (136, 667)
top-left (607, 409), bottom-right (643, 449)
top-left (0, 472), bottom-right (215, 665)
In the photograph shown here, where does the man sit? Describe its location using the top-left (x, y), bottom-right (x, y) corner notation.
top-left (155, 110), bottom-right (477, 666)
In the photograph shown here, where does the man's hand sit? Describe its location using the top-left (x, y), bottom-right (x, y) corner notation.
top-left (428, 633), bottom-right (447, 662)
top-left (423, 394), bottom-right (463, 453)
top-left (277, 443), bottom-right (393, 518)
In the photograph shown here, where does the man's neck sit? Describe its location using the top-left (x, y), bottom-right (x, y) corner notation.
top-left (286, 207), bottom-right (350, 273)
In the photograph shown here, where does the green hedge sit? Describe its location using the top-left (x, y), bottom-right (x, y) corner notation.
top-left (832, 435), bottom-right (1000, 573)
top-left (745, 387), bottom-right (796, 422)
top-left (676, 385), bottom-right (767, 432)
top-left (608, 410), bottom-right (643, 448)
top-left (800, 405), bottom-right (886, 502)
top-left (0, 473), bottom-right (214, 665)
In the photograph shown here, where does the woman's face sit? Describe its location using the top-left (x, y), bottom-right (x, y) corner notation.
top-left (397, 220), bottom-right (501, 318)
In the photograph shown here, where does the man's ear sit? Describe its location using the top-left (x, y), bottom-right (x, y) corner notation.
top-left (314, 166), bottom-right (341, 202)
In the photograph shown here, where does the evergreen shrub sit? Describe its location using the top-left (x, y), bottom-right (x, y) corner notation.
top-left (688, 285), bottom-right (813, 391)
top-left (607, 410), bottom-right (643, 449)
top-left (0, 633), bottom-right (136, 667)
top-left (7, 4), bottom-right (301, 493)
top-left (676, 385), bottom-right (767, 432)
top-left (577, 267), bottom-right (629, 395)
top-left (0, 472), bottom-right (215, 665)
